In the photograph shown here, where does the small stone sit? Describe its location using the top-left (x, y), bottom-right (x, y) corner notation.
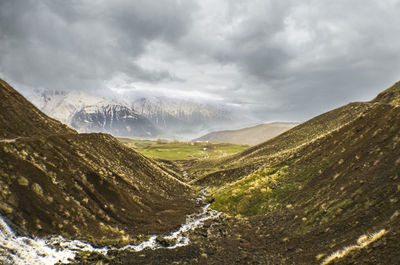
top-left (17, 176), bottom-right (29, 186)
top-left (156, 236), bottom-right (177, 247)
top-left (201, 253), bottom-right (208, 259)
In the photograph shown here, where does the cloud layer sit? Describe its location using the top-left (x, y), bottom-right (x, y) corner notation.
top-left (1, 0), bottom-right (400, 121)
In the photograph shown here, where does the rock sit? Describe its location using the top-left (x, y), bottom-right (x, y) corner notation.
top-left (156, 236), bottom-right (177, 247)
top-left (201, 253), bottom-right (208, 259)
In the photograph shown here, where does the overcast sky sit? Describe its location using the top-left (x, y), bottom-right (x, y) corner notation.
top-left (1, 0), bottom-right (400, 122)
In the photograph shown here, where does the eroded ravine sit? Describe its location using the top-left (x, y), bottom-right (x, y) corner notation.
top-left (0, 188), bottom-right (220, 265)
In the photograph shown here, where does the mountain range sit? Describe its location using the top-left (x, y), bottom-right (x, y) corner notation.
top-left (20, 89), bottom-right (253, 139)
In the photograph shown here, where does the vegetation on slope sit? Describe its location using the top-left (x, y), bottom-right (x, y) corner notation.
top-left (188, 102), bottom-right (371, 186)
top-left (372, 80), bottom-right (400, 105)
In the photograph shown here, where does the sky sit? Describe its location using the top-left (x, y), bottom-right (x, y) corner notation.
top-left (1, 0), bottom-right (400, 122)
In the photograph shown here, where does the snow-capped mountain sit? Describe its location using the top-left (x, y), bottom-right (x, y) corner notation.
top-left (71, 104), bottom-right (158, 137)
top-left (131, 97), bottom-right (240, 137)
top-left (19, 89), bottom-right (255, 139)
top-left (22, 89), bottom-right (110, 124)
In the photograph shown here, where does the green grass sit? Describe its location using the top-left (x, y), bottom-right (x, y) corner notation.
top-left (117, 138), bottom-right (249, 160)
top-left (210, 158), bottom-right (335, 217)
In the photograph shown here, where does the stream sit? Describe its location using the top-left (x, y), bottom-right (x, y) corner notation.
top-left (0, 188), bottom-right (220, 265)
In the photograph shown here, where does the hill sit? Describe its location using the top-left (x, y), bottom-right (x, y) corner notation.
top-left (193, 122), bottom-right (298, 146)
top-left (0, 79), bottom-right (75, 138)
top-left (0, 78), bottom-right (195, 245)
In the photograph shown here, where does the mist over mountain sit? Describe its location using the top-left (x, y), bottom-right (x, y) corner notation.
top-left (20, 88), bottom-right (257, 139)
top-left (194, 122), bottom-right (298, 146)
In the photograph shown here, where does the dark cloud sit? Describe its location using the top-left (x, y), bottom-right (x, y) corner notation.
top-left (0, 0), bottom-right (196, 90)
top-left (1, 0), bottom-right (400, 121)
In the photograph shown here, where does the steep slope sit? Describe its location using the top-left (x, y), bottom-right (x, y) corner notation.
top-left (71, 104), bottom-right (159, 137)
top-left (371, 80), bottom-right (400, 105)
top-left (0, 79), bottom-right (75, 138)
top-left (190, 102), bottom-right (371, 186)
top-left (204, 101), bottom-right (400, 264)
top-left (0, 78), bottom-right (194, 244)
top-left (193, 122), bottom-right (298, 145)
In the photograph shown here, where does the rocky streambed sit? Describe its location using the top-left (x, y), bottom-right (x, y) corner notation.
top-left (0, 189), bottom-right (220, 265)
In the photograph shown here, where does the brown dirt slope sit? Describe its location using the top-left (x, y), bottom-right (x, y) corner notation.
top-left (0, 79), bottom-right (75, 138)
top-left (0, 78), bottom-right (194, 245)
top-left (190, 102), bottom-right (371, 186)
top-left (372, 80), bottom-right (400, 105)
top-left (193, 122), bottom-right (298, 146)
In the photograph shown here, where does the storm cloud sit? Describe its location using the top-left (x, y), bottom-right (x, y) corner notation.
top-left (1, 0), bottom-right (400, 121)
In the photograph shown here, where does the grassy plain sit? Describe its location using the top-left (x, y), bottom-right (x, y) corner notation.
top-left (117, 138), bottom-right (249, 160)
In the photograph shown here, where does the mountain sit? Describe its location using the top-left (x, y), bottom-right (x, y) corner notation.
top-left (21, 89), bottom-right (159, 138)
top-left (0, 78), bottom-right (194, 244)
top-left (20, 89), bottom-right (254, 139)
top-left (71, 104), bottom-right (159, 137)
top-left (131, 97), bottom-right (248, 138)
top-left (193, 122), bottom-right (298, 146)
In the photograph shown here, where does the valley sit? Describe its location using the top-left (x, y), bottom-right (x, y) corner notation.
top-left (117, 138), bottom-right (249, 161)
top-left (1, 79), bottom-right (400, 264)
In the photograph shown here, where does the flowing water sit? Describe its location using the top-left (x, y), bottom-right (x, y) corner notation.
top-left (0, 189), bottom-right (219, 265)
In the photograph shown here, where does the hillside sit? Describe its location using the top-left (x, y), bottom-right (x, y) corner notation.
top-left (0, 79), bottom-right (75, 138)
top-left (189, 102), bottom-right (371, 186)
top-left (193, 122), bottom-right (298, 146)
top-left (0, 79), bottom-right (195, 245)
top-left (372, 80), bottom-right (400, 105)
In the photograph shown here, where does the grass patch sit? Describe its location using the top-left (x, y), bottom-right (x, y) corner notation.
top-left (210, 158), bottom-right (336, 216)
top-left (117, 138), bottom-right (249, 160)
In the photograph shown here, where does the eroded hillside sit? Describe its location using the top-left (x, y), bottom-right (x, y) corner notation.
top-left (0, 79), bottom-right (195, 246)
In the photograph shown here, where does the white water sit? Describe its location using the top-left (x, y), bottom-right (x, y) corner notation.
top-left (0, 189), bottom-right (219, 265)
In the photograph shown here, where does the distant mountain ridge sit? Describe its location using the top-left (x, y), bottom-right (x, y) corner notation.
top-left (193, 122), bottom-right (298, 145)
top-left (21, 89), bottom-right (252, 139)
top-left (71, 103), bottom-right (159, 137)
